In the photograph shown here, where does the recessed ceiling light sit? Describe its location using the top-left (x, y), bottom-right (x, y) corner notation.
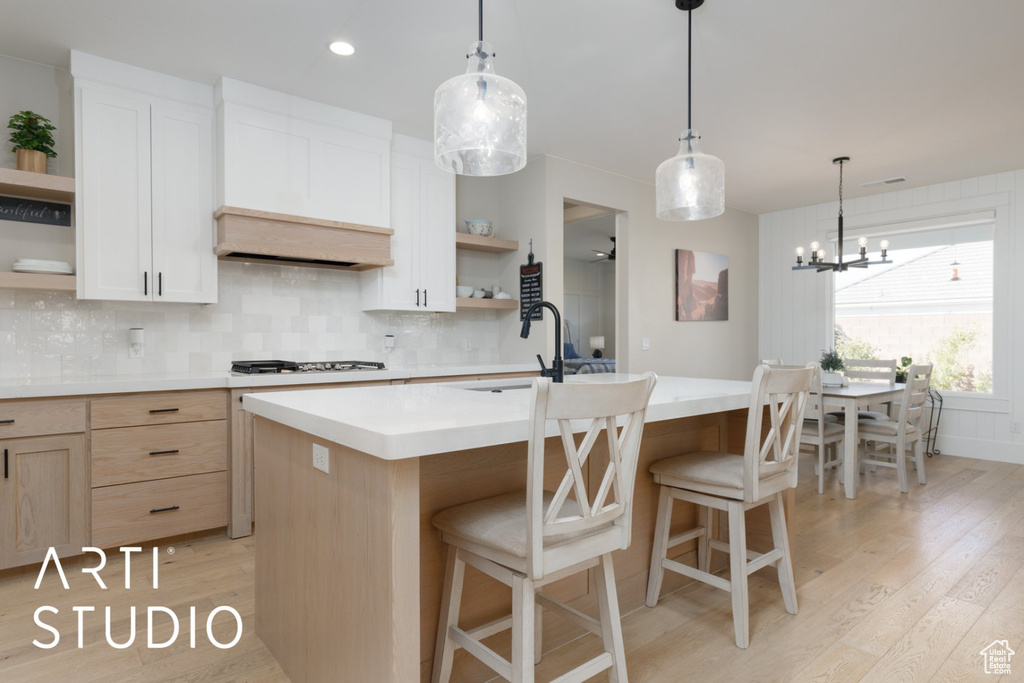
top-left (329, 41), bottom-right (355, 56)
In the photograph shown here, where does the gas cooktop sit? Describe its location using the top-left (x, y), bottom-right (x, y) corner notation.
top-left (231, 360), bottom-right (386, 374)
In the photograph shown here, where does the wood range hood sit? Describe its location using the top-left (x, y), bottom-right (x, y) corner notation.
top-left (214, 206), bottom-right (393, 271)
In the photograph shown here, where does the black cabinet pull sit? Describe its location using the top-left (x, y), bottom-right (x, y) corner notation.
top-left (158, 272), bottom-right (163, 296)
top-left (0, 419), bottom-right (14, 425)
top-left (424, 289), bottom-right (428, 307)
top-left (3, 448), bottom-right (7, 479)
top-left (150, 505), bottom-right (180, 514)
top-left (416, 288), bottom-right (421, 306)
top-left (148, 449), bottom-right (180, 456)
top-left (148, 408), bottom-right (180, 414)
top-left (144, 271), bottom-right (148, 296)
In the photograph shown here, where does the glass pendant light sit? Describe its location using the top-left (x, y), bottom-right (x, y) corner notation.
top-left (434, 0), bottom-right (527, 176)
top-left (656, 0), bottom-right (725, 221)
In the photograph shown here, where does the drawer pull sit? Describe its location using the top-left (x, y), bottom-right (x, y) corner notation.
top-left (148, 449), bottom-right (180, 456)
top-left (0, 419), bottom-right (14, 425)
top-left (148, 408), bottom-right (180, 414)
top-left (150, 505), bottom-right (180, 514)
top-left (4, 448), bottom-right (7, 479)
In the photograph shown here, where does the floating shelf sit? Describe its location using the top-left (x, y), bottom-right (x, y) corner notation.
top-left (456, 297), bottom-right (519, 310)
top-left (0, 271), bottom-right (76, 292)
top-left (455, 233), bottom-right (519, 253)
top-left (0, 168), bottom-right (75, 204)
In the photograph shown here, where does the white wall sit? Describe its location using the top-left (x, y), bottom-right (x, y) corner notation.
top-left (759, 170), bottom-right (1024, 463)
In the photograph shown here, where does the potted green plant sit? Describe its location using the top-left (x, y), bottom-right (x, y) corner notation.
top-left (819, 349), bottom-right (845, 386)
top-left (895, 356), bottom-right (912, 383)
top-left (7, 110), bottom-right (57, 174)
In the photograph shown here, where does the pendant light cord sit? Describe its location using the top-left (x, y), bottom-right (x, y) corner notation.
top-left (478, 0), bottom-right (484, 42)
top-left (687, 7), bottom-right (692, 132)
top-left (838, 160), bottom-right (844, 217)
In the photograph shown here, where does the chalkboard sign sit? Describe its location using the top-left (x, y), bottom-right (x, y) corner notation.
top-left (519, 260), bottom-right (543, 321)
top-left (0, 196), bottom-right (72, 227)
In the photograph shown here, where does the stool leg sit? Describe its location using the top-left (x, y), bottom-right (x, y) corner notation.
top-left (596, 553), bottom-right (628, 683)
top-left (646, 486), bottom-right (672, 607)
top-left (511, 572), bottom-right (535, 683)
top-left (431, 546), bottom-right (465, 683)
top-left (697, 504), bottom-right (712, 573)
top-left (727, 500), bottom-right (749, 649)
top-left (769, 493), bottom-right (798, 615)
top-left (534, 603), bottom-right (543, 665)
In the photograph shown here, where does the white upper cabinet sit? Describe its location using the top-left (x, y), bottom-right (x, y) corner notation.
top-left (362, 135), bottom-right (455, 312)
top-left (72, 52), bottom-right (217, 303)
top-left (217, 79), bottom-right (392, 228)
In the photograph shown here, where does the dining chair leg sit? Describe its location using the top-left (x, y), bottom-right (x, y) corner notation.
top-left (817, 445), bottom-right (825, 494)
top-left (595, 553), bottom-right (628, 683)
top-left (511, 572), bottom-right (535, 683)
top-left (697, 504), bottom-right (712, 573)
top-left (915, 438), bottom-right (926, 484)
top-left (768, 493), bottom-right (798, 615)
top-left (895, 438), bottom-right (909, 493)
top-left (432, 546), bottom-right (465, 683)
top-left (646, 486), bottom-right (672, 607)
top-left (727, 500), bottom-right (749, 649)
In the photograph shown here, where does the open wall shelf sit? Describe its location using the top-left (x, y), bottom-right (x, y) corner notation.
top-left (455, 233), bottom-right (518, 253)
top-left (456, 297), bottom-right (519, 310)
top-left (0, 168), bottom-right (75, 203)
top-left (0, 272), bottom-right (76, 292)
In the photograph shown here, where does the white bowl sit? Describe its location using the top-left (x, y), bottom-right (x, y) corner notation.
top-left (472, 289), bottom-right (486, 298)
top-left (456, 285), bottom-right (474, 298)
top-left (494, 292), bottom-right (512, 300)
top-left (466, 220), bottom-right (493, 237)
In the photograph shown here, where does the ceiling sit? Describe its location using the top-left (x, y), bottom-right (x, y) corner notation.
top-left (2, 0), bottom-right (1022, 214)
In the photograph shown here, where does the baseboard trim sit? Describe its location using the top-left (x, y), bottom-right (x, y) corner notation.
top-left (932, 435), bottom-right (1024, 464)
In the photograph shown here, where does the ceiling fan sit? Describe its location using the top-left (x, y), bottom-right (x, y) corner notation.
top-left (590, 236), bottom-right (616, 263)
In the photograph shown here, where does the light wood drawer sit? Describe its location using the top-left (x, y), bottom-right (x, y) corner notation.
top-left (0, 399), bottom-right (86, 438)
top-left (91, 471), bottom-right (227, 549)
top-left (91, 420), bottom-right (227, 487)
top-left (91, 391), bottom-right (227, 429)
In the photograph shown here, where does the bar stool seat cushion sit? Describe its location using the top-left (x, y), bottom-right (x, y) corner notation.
top-left (650, 451), bottom-right (790, 496)
top-left (433, 491), bottom-right (610, 561)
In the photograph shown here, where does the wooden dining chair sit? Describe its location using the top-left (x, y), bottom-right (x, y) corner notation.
top-left (856, 364), bottom-right (933, 493)
top-left (829, 358), bottom-right (898, 421)
top-left (800, 367), bottom-right (845, 494)
top-left (430, 372), bottom-right (657, 683)
top-left (645, 364), bottom-right (814, 648)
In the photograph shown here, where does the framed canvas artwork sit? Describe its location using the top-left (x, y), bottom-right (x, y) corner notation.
top-left (675, 249), bottom-right (728, 321)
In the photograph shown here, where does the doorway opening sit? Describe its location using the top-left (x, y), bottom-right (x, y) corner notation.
top-left (562, 200), bottom-right (623, 374)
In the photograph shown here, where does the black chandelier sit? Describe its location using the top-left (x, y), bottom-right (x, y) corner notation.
top-left (793, 157), bottom-right (891, 272)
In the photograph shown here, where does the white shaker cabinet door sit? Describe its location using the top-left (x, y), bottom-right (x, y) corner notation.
top-left (418, 162), bottom-right (456, 313)
top-left (151, 100), bottom-right (217, 303)
top-left (77, 86), bottom-right (153, 301)
top-left (366, 153), bottom-right (420, 310)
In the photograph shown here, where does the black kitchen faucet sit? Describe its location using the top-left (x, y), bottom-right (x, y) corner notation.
top-left (520, 301), bottom-right (564, 383)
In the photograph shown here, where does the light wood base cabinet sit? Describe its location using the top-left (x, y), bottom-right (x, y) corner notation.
top-left (0, 435), bottom-right (88, 570)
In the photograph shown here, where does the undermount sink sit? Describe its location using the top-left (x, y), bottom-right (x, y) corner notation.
top-left (463, 383), bottom-right (534, 392)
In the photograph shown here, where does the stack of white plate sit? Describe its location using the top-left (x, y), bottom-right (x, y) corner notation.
top-left (12, 259), bottom-right (74, 275)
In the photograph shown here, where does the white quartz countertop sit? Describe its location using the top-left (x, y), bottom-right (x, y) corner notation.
top-left (0, 363), bottom-right (538, 399)
top-left (242, 374), bottom-right (753, 460)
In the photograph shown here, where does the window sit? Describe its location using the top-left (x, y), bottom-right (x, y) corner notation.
top-left (834, 222), bottom-right (994, 393)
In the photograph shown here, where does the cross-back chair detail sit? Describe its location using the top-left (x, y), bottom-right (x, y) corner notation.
top-left (646, 364), bottom-right (815, 648)
top-left (432, 373), bottom-right (658, 683)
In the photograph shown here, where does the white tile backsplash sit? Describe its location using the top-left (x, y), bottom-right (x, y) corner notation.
top-left (0, 261), bottom-right (502, 379)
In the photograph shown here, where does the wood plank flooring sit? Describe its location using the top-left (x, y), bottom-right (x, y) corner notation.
top-left (2, 452), bottom-right (1022, 682)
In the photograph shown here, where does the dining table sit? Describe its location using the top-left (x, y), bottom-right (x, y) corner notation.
top-left (820, 381), bottom-right (905, 499)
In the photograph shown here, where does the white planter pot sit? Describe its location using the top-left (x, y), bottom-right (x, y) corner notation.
top-left (821, 371), bottom-right (844, 386)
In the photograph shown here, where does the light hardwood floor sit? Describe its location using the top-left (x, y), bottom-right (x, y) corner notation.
top-left (2, 452), bottom-right (1022, 682)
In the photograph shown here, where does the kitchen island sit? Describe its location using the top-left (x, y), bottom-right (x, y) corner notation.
top-left (243, 374), bottom-right (762, 682)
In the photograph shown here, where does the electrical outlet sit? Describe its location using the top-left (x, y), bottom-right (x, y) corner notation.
top-left (312, 444), bottom-right (330, 473)
top-left (463, 337), bottom-right (473, 352)
top-left (641, 337), bottom-right (651, 351)
top-left (1012, 420), bottom-right (1022, 434)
